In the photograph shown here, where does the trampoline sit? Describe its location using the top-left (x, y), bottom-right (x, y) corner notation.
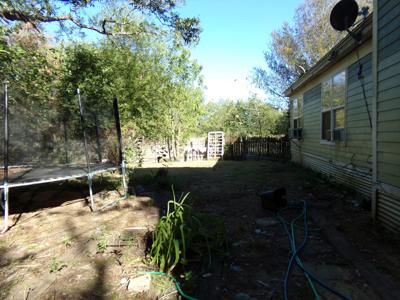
top-left (0, 83), bottom-right (127, 233)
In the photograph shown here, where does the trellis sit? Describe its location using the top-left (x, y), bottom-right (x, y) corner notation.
top-left (207, 131), bottom-right (225, 159)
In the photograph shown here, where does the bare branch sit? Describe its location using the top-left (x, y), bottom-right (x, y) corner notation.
top-left (0, 9), bottom-right (139, 36)
top-left (0, 0), bottom-right (201, 44)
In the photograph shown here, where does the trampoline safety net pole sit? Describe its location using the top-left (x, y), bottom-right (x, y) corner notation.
top-left (1, 82), bottom-right (9, 234)
top-left (77, 88), bottom-right (95, 210)
top-left (113, 97), bottom-right (128, 198)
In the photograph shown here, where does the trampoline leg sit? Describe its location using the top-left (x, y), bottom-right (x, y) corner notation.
top-left (1, 186), bottom-right (9, 234)
top-left (87, 175), bottom-right (95, 211)
top-left (121, 160), bottom-right (128, 198)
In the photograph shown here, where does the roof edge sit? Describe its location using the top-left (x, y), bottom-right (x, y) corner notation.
top-left (284, 13), bottom-right (373, 97)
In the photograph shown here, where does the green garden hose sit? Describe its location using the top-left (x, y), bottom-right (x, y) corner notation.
top-left (276, 207), bottom-right (321, 300)
top-left (140, 271), bottom-right (198, 300)
top-left (277, 203), bottom-right (351, 300)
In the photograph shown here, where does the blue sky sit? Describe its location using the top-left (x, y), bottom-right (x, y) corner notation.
top-left (178, 0), bottom-right (302, 102)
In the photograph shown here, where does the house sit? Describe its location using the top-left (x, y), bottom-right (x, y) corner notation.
top-left (285, 0), bottom-right (400, 232)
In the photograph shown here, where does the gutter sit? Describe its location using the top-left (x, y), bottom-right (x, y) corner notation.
top-left (285, 13), bottom-right (373, 97)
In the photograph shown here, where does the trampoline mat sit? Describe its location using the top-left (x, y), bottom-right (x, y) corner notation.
top-left (0, 162), bottom-right (118, 187)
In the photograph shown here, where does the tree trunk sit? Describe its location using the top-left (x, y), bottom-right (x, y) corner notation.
top-left (174, 127), bottom-right (181, 161)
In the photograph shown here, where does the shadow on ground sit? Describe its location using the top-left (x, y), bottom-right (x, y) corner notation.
top-left (1, 159), bottom-right (400, 299)
top-left (131, 159), bottom-right (400, 300)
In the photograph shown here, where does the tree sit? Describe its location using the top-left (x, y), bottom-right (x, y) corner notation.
top-left (253, 0), bottom-right (373, 107)
top-left (57, 28), bottom-right (204, 161)
top-left (200, 98), bottom-right (286, 140)
top-left (0, 0), bottom-right (201, 44)
top-left (0, 24), bottom-right (59, 104)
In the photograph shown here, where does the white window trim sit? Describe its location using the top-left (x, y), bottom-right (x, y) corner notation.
top-left (320, 69), bottom-right (347, 144)
top-left (292, 96), bottom-right (303, 140)
top-left (293, 97), bottom-right (303, 125)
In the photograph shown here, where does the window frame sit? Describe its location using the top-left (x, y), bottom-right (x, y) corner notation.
top-left (292, 96), bottom-right (303, 130)
top-left (320, 69), bottom-right (347, 144)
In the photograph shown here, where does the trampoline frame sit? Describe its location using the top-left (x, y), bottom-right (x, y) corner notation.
top-left (1, 83), bottom-right (128, 233)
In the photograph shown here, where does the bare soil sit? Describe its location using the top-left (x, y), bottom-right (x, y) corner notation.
top-left (0, 176), bottom-right (174, 300)
top-left (1, 160), bottom-right (399, 300)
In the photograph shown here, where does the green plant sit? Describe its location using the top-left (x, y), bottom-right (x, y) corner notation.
top-left (49, 258), bottom-right (67, 273)
top-left (97, 238), bottom-right (108, 253)
top-left (120, 233), bottom-right (137, 247)
top-left (93, 227), bottom-right (109, 253)
top-left (62, 234), bottom-right (74, 248)
top-left (150, 188), bottom-right (226, 273)
top-left (27, 243), bottom-right (40, 252)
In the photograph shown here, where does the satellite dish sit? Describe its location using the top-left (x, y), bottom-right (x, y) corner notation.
top-left (330, 0), bottom-right (359, 31)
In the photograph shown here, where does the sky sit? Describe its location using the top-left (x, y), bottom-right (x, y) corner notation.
top-left (177, 0), bottom-right (303, 102)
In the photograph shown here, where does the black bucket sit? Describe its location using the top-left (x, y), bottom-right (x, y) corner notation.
top-left (259, 187), bottom-right (287, 212)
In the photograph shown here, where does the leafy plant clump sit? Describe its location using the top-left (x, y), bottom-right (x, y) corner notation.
top-left (49, 258), bottom-right (67, 273)
top-left (150, 189), bottom-right (226, 273)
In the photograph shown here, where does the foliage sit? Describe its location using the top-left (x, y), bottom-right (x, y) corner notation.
top-left (150, 189), bottom-right (226, 273)
top-left (58, 30), bottom-right (203, 159)
top-left (253, 0), bottom-right (373, 106)
top-left (123, 133), bottom-right (144, 167)
top-left (0, 3), bottom-right (204, 168)
top-left (49, 258), bottom-right (67, 273)
top-left (0, 24), bottom-right (59, 102)
top-left (0, 0), bottom-right (201, 44)
top-left (200, 98), bottom-right (287, 139)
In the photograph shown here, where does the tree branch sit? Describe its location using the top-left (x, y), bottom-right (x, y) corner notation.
top-left (0, 9), bottom-right (137, 36)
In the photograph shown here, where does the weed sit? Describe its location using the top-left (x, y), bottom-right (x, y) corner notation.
top-left (121, 255), bottom-right (142, 265)
top-left (90, 226), bottom-right (109, 253)
top-left (150, 274), bottom-right (174, 296)
top-left (49, 258), bottom-right (67, 273)
top-left (0, 277), bottom-right (22, 299)
top-left (183, 271), bottom-right (194, 282)
top-left (26, 243), bottom-right (40, 252)
top-left (96, 238), bottom-right (108, 253)
top-left (120, 233), bottom-right (137, 247)
top-left (150, 187), bottom-right (226, 273)
top-left (62, 234), bottom-right (74, 248)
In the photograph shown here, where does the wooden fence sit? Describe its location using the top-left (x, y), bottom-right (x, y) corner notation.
top-left (224, 136), bottom-right (290, 160)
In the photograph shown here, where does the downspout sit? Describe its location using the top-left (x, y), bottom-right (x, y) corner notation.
top-left (371, 1), bottom-right (378, 220)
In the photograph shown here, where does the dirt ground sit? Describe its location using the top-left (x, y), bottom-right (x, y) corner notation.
top-left (1, 160), bottom-right (400, 300)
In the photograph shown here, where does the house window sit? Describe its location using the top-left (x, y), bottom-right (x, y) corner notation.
top-left (293, 97), bottom-right (303, 129)
top-left (321, 71), bottom-right (346, 141)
